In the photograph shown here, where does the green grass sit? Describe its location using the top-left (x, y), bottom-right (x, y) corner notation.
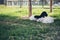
top-left (0, 5), bottom-right (60, 18)
top-left (0, 5), bottom-right (60, 40)
top-left (0, 15), bottom-right (60, 40)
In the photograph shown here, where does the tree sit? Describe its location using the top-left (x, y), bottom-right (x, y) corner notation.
top-left (50, 0), bottom-right (52, 12)
top-left (20, 0), bottom-right (23, 8)
top-left (42, 0), bottom-right (44, 8)
top-left (29, 0), bottom-right (32, 17)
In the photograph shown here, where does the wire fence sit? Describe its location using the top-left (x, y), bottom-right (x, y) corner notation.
top-left (6, 1), bottom-right (60, 7)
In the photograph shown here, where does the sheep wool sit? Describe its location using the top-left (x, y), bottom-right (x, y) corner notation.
top-left (42, 17), bottom-right (54, 23)
top-left (29, 15), bottom-right (36, 21)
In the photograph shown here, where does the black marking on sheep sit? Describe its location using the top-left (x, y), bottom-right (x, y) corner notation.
top-left (34, 11), bottom-right (48, 19)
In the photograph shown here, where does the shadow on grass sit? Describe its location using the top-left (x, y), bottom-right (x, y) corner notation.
top-left (0, 14), bottom-right (60, 40)
top-left (0, 14), bottom-right (17, 21)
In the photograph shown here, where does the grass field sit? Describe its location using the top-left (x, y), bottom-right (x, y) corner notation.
top-left (0, 5), bottom-right (60, 40)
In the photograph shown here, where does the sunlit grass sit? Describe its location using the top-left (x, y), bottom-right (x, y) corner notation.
top-left (0, 5), bottom-right (60, 18)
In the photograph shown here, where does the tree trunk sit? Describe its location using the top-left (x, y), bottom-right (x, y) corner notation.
top-left (20, 0), bottom-right (23, 8)
top-left (29, 0), bottom-right (32, 17)
top-left (50, 0), bottom-right (52, 12)
top-left (42, 0), bottom-right (44, 8)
